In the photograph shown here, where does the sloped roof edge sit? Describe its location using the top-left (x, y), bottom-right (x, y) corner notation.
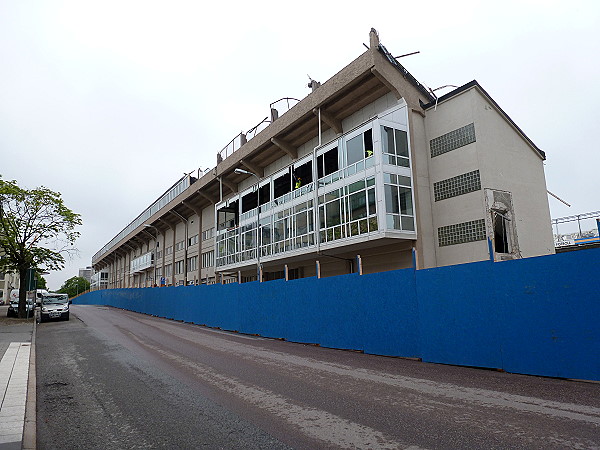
top-left (378, 44), bottom-right (436, 104)
top-left (422, 80), bottom-right (546, 160)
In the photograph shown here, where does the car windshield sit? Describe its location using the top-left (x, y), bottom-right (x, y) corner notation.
top-left (42, 295), bottom-right (69, 305)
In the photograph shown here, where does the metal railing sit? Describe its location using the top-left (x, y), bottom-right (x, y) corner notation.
top-left (216, 98), bottom-right (302, 165)
top-left (92, 175), bottom-right (191, 263)
top-left (552, 210), bottom-right (600, 247)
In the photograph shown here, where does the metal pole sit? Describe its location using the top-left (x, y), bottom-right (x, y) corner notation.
top-left (253, 174), bottom-right (261, 283)
top-left (234, 168), bottom-right (261, 282)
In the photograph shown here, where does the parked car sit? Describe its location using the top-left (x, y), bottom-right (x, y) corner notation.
top-left (7, 299), bottom-right (35, 318)
top-left (40, 293), bottom-right (70, 322)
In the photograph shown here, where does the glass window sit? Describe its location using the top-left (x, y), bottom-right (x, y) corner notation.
top-left (385, 185), bottom-right (399, 214)
top-left (324, 189), bottom-right (340, 202)
top-left (273, 170), bottom-right (291, 199)
top-left (259, 183), bottom-right (270, 206)
top-left (395, 129), bottom-right (408, 157)
top-left (201, 251), bottom-right (214, 268)
top-left (261, 218), bottom-right (272, 245)
top-left (346, 129), bottom-right (373, 166)
top-left (217, 200), bottom-right (239, 231)
top-left (349, 192), bottom-right (367, 221)
top-left (241, 190), bottom-right (258, 213)
top-left (317, 147), bottom-right (339, 179)
top-left (295, 212), bottom-right (308, 235)
top-left (382, 126), bottom-right (410, 167)
top-left (368, 188), bottom-right (376, 216)
top-left (398, 176), bottom-right (411, 187)
top-left (325, 200), bottom-right (341, 227)
top-left (399, 187), bottom-right (413, 215)
top-left (401, 216), bottom-right (415, 231)
top-left (293, 160), bottom-right (313, 189)
top-left (348, 180), bottom-right (365, 194)
top-left (346, 134), bottom-right (363, 166)
top-left (274, 219), bottom-right (285, 242)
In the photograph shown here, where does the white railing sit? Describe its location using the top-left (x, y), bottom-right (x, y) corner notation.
top-left (92, 176), bottom-right (190, 263)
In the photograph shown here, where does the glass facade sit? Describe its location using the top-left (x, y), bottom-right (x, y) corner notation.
top-left (215, 106), bottom-right (416, 270)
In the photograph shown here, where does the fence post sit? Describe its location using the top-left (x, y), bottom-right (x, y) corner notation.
top-left (355, 255), bottom-right (363, 275)
top-left (487, 237), bottom-right (495, 262)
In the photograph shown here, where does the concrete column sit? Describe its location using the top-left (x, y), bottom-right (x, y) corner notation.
top-left (182, 201), bottom-right (204, 285)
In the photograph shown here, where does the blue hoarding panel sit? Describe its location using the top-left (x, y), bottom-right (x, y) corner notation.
top-left (75, 247), bottom-right (600, 381)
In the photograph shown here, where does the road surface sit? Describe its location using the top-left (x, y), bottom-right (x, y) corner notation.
top-left (36, 305), bottom-right (600, 449)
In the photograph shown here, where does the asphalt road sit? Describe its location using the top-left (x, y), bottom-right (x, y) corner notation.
top-left (37, 305), bottom-right (600, 449)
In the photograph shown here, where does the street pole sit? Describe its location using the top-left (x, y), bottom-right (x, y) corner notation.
top-left (234, 168), bottom-right (261, 282)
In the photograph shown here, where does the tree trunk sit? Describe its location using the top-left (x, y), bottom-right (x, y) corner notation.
top-left (18, 268), bottom-right (28, 319)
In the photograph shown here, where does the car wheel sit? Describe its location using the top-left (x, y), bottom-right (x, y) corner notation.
top-left (65, 313), bottom-right (70, 321)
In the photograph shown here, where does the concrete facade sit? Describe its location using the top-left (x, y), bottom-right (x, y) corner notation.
top-left (91, 29), bottom-right (554, 287)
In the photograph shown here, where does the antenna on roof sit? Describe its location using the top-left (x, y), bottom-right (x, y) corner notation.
top-left (547, 190), bottom-right (571, 207)
top-left (430, 84), bottom-right (459, 111)
top-left (307, 74), bottom-right (321, 92)
top-left (394, 51), bottom-right (420, 59)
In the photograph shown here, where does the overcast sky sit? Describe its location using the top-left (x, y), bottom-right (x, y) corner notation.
top-left (1, 0), bottom-right (598, 290)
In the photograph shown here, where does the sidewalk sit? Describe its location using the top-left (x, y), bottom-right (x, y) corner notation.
top-left (0, 306), bottom-right (35, 450)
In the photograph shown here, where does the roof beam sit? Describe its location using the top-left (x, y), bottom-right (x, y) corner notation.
top-left (182, 200), bottom-right (203, 216)
top-left (370, 67), bottom-right (401, 100)
top-left (313, 108), bottom-right (342, 134)
top-left (197, 191), bottom-right (218, 204)
top-left (221, 178), bottom-right (238, 193)
top-left (270, 138), bottom-right (297, 160)
top-left (240, 159), bottom-right (265, 177)
top-left (158, 217), bottom-right (176, 231)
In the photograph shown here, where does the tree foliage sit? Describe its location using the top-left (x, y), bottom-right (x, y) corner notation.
top-left (0, 177), bottom-right (81, 317)
top-left (36, 273), bottom-right (47, 290)
top-left (58, 276), bottom-right (90, 298)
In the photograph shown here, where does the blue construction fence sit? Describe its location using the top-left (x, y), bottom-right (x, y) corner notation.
top-left (76, 247), bottom-right (600, 381)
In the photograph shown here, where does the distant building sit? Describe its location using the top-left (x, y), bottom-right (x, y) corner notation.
top-left (90, 270), bottom-right (109, 291)
top-left (0, 271), bottom-right (19, 304)
top-left (91, 29), bottom-right (554, 288)
top-left (78, 266), bottom-right (93, 283)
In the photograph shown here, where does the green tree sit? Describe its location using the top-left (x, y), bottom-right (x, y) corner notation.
top-left (0, 177), bottom-right (81, 318)
top-left (36, 273), bottom-right (47, 290)
top-left (57, 276), bottom-right (90, 298)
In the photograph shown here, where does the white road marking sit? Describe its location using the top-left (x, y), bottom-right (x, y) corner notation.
top-left (141, 318), bottom-right (600, 425)
top-left (129, 333), bottom-right (421, 450)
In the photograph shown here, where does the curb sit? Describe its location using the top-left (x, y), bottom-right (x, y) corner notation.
top-left (22, 317), bottom-right (36, 449)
